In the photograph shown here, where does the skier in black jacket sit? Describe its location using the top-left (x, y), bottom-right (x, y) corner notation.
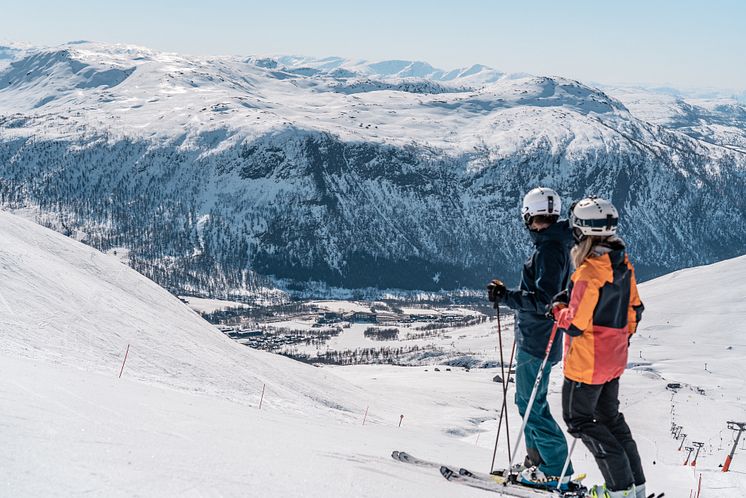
top-left (488, 187), bottom-right (575, 490)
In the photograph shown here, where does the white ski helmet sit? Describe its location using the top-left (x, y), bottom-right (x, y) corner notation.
top-left (570, 196), bottom-right (619, 237)
top-left (521, 187), bottom-right (561, 225)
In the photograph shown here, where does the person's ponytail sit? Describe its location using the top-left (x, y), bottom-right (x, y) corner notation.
top-left (571, 236), bottom-right (597, 269)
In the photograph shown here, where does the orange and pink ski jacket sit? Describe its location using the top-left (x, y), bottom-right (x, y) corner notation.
top-left (555, 240), bottom-right (644, 385)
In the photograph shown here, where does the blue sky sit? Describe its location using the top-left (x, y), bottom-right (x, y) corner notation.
top-left (2, 0), bottom-right (744, 90)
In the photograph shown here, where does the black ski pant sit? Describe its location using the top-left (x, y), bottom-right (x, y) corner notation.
top-left (562, 377), bottom-right (645, 492)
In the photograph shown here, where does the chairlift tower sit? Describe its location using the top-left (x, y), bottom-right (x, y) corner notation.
top-left (723, 421), bottom-right (746, 472)
top-left (678, 433), bottom-right (687, 451)
top-left (683, 446), bottom-right (694, 466)
top-left (691, 441), bottom-right (704, 467)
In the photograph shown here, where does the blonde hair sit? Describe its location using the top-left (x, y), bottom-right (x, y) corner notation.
top-left (571, 236), bottom-right (606, 269)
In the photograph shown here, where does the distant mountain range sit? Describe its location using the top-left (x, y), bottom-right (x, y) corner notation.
top-left (245, 54), bottom-right (516, 85)
top-left (1, 42), bottom-right (745, 298)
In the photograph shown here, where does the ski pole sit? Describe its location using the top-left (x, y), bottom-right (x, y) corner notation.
top-left (490, 302), bottom-right (515, 473)
top-left (492, 341), bottom-right (516, 462)
top-left (490, 324), bottom-right (517, 473)
top-left (556, 437), bottom-right (578, 490)
top-left (555, 339), bottom-right (577, 489)
top-left (497, 308), bottom-right (513, 463)
top-left (508, 323), bottom-right (559, 474)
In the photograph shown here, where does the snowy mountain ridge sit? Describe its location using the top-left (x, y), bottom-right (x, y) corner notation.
top-left (245, 54), bottom-right (518, 87)
top-left (1, 41), bottom-right (746, 296)
top-left (605, 87), bottom-right (746, 151)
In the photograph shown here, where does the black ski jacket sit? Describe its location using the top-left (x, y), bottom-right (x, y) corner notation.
top-left (502, 220), bottom-right (574, 363)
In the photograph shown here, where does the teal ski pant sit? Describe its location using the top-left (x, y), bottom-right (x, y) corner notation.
top-left (514, 348), bottom-right (573, 477)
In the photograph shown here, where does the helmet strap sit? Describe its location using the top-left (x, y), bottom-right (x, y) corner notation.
top-left (572, 227), bottom-right (585, 244)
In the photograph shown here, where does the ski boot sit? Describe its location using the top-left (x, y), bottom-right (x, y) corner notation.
top-left (634, 483), bottom-right (647, 498)
top-left (588, 484), bottom-right (636, 497)
top-left (490, 454), bottom-right (532, 478)
top-left (518, 466), bottom-right (571, 491)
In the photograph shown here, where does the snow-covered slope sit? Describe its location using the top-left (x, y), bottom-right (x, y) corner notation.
top-left (0, 42), bottom-right (27, 69)
top-left (0, 210), bottom-right (365, 418)
top-left (1, 42), bottom-right (746, 295)
top-left (623, 255), bottom-right (746, 496)
top-left (634, 254), bottom-right (746, 399)
top-left (2, 208), bottom-right (746, 496)
top-left (0, 208), bottom-right (525, 497)
top-left (607, 87), bottom-right (746, 151)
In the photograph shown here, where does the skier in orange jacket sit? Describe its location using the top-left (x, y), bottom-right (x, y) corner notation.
top-left (551, 197), bottom-right (647, 498)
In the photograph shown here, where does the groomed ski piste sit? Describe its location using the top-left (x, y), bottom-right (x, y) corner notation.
top-left (1, 209), bottom-right (745, 497)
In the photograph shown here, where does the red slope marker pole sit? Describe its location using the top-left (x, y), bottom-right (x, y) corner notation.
top-left (118, 344), bottom-right (130, 378)
top-left (362, 406), bottom-right (369, 426)
top-left (259, 383), bottom-right (266, 410)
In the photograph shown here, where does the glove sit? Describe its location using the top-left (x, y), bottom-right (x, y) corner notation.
top-left (547, 302), bottom-right (566, 320)
top-left (552, 289), bottom-right (570, 306)
top-left (487, 279), bottom-right (507, 304)
top-left (546, 289), bottom-right (570, 320)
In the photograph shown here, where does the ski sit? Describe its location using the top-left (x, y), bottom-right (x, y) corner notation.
top-left (459, 467), bottom-right (586, 488)
top-left (392, 450), bottom-right (509, 480)
top-left (441, 465), bottom-right (586, 497)
top-left (459, 466), bottom-right (509, 484)
top-left (392, 450), bottom-right (661, 498)
top-left (393, 450), bottom-right (509, 482)
top-left (391, 450), bottom-right (439, 469)
top-left (392, 450), bottom-right (585, 497)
